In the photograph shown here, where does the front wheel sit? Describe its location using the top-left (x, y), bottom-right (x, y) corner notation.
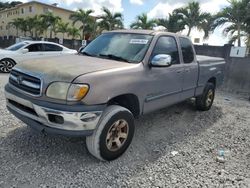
top-left (0, 59), bottom-right (15, 73)
top-left (196, 83), bottom-right (215, 111)
top-left (86, 105), bottom-right (135, 161)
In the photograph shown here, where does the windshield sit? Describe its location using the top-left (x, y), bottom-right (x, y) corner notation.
top-left (81, 33), bottom-right (153, 63)
top-left (5, 42), bottom-right (29, 51)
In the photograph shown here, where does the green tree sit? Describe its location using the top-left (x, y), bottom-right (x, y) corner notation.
top-left (67, 27), bottom-right (81, 40)
top-left (0, 1), bottom-right (22, 10)
top-left (69, 9), bottom-right (94, 39)
top-left (157, 13), bottom-right (185, 33)
top-left (40, 12), bottom-right (61, 39)
top-left (130, 13), bottom-right (157, 29)
top-left (15, 18), bottom-right (29, 37)
top-left (57, 22), bottom-right (69, 39)
top-left (98, 7), bottom-right (123, 31)
top-left (174, 1), bottom-right (211, 37)
top-left (212, 0), bottom-right (250, 46)
top-left (32, 15), bottom-right (46, 39)
top-left (9, 18), bottom-right (22, 36)
top-left (198, 13), bottom-right (216, 39)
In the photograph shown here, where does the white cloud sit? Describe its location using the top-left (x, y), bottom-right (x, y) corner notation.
top-left (200, 0), bottom-right (229, 14)
top-left (148, 0), bottom-right (230, 45)
top-left (147, 2), bottom-right (184, 19)
top-left (130, 0), bottom-right (144, 6)
top-left (42, 0), bottom-right (123, 16)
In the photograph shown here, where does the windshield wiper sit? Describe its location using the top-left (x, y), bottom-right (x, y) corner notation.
top-left (99, 54), bottom-right (130, 63)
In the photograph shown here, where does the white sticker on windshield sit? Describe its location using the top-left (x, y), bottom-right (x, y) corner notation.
top-left (129, 39), bottom-right (149, 44)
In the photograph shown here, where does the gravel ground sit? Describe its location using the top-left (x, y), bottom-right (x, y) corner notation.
top-left (0, 73), bottom-right (249, 188)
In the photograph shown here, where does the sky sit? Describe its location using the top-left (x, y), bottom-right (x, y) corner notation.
top-left (4, 0), bottom-right (232, 46)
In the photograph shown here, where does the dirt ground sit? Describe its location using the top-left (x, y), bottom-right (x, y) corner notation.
top-left (0, 73), bottom-right (249, 188)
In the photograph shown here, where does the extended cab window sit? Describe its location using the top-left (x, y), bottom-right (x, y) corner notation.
top-left (26, 44), bottom-right (43, 52)
top-left (152, 36), bottom-right (180, 64)
top-left (180, 37), bottom-right (194, 64)
top-left (44, 44), bottom-right (63, 51)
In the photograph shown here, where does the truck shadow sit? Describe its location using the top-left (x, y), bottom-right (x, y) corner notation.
top-left (0, 100), bottom-right (223, 186)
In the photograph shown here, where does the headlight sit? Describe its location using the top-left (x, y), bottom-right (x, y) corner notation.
top-left (46, 82), bottom-right (89, 101)
top-left (67, 84), bottom-right (89, 101)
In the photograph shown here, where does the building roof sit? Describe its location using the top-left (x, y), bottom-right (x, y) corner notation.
top-left (0, 1), bottom-right (74, 13)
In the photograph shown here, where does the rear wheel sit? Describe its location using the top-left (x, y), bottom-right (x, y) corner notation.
top-left (0, 59), bottom-right (15, 73)
top-left (86, 105), bottom-right (135, 161)
top-left (196, 83), bottom-right (215, 111)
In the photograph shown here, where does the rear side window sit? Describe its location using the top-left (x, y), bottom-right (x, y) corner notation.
top-left (180, 37), bottom-right (194, 64)
top-left (43, 44), bottom-right (63, 51)
top-left (26, 44), bottom-right (43, 52)
top-left (152, 36), bottom-right (180, 64)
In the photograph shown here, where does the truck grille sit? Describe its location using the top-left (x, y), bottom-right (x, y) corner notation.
top-left (9, 70), bottom-right (41, 96)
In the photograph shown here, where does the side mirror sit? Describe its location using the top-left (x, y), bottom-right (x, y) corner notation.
top-left (21, 48), bottom-right (29, 54)
top-left (150, 54), bottom-right (172, 67)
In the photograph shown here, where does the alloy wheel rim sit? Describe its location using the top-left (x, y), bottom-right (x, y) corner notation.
top-left (106, 119), bottom-right (129, 152)
top-left (0, 60), bottom-right (13, 73)
top-left (206, 89), bottom-right (214, 107)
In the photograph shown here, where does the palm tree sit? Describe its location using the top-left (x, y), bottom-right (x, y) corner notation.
top-left (67, 27), bottom-right (81, 40)
top-left (157, 13), bottom-right (185, 33)
top-left (174, 1), bottom-right (211, 37)
top-left (130, 13), bottom-right (157, 29)
top-left (57, 22), bottom-right (69, 39)
top-left (31, 15), bottom-right (46, 39)
top-left (15, 18), bottom-right (28, 37)
top-left (198, 13), bottom-right (216, 39)
top-left (98, 7), bottom-right (123, 31)
top-left (9, 18), bottom-right (22, 36)
top-left (212, 0), bottom-right (249, 46)
top-left (69, 9), bottom-right (94, 39)
top-left (26, 17), bottom-right (37, 37)
top-left (40, 12), bottom-right (61, 38)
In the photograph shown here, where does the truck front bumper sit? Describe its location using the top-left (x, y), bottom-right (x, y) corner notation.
top-left (5, 85), bottom-right (105, 137)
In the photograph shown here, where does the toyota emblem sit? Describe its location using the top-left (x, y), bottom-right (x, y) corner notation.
top-left (17, 76), bottom-right (23, 85)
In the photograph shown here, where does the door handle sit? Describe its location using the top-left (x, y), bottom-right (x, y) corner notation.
top-left (185, 69), bottom-right (190, 72)
top-left (176, 70), bottom-right (182, 73)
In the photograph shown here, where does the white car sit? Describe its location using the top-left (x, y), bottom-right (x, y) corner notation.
top-left (0, 41), bottom-right (77, 73)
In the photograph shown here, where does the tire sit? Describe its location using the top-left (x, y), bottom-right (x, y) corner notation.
top-left (0, 59), bottom-right (16, 73)
top-left (196, 83), bottom-right (215, 111)
top-left (86, 105), bottom-right (135, 161)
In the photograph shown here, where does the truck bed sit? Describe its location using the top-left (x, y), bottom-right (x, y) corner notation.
top-left (195, 55), bottom-right (226, 96)
top-left (197, 55), bottom-right (225, 63)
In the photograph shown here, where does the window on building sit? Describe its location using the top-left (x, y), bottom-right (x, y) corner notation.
top-left (29, 6), bottom-right (33, 12)
top-left (21, 8), bottom-right (24, 14)
top-left (43, 7), bottom-right (49, 13)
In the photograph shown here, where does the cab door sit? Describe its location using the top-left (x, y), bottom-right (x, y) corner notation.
top-left (179, 37), bottom-right (199, 100)
top-left (143, 36), bottom-right (184, 114)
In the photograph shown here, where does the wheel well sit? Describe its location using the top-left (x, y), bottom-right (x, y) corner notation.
top-left (1, 58), bottom-right (16, 65)
top-left (107, 94), bottom-right (140, 117)
top-left (208, 77), bottom-right (216, 87)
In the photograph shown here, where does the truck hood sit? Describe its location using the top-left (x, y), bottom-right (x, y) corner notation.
top-left (14, 54), bottom-right (134, 83)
